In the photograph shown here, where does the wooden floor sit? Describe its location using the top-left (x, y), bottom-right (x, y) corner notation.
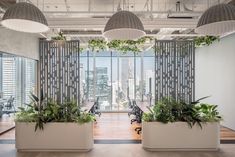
top-left (0, 115), bottom-right (15, 135)
top-left (0, 113), bottom-right (235, 140)
top-left (221, 127), bottom-right (235, 140)
top-left (94, 113), bottom-right (141, 140)
top-left (94, 113), bottom-right (235, 140)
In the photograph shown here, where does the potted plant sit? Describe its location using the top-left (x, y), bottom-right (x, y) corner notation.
top-left (15, 93), bottom-right (95, 152)
top-left (142, 97), bottom-right (222, 151)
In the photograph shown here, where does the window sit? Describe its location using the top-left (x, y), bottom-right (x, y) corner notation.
top-left (0, 52), bottom-right (37, 108)
top-left (80, 49), bottom-right (155, 111)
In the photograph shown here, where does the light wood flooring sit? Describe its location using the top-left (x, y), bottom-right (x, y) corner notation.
top-left (0, 115), bottom-right (15, 135)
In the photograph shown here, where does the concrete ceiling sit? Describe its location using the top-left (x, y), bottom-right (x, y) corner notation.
top-left (0, 0), bottom-right (232, 41)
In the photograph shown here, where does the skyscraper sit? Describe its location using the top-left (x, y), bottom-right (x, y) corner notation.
top-left (85, 67), bottom-right (111, 110)
top-left (121, 57), bottom-right (134, 99)
top-left (145, 69), bottom-right (154, 96)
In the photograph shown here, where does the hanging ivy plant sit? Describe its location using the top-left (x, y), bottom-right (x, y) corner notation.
top-left (88, 36), bottom-right (154, 53)
top-left (51, 31), bottom-right (66, 41)
top-left (88, 39), bottom-right (107, 51)
top-left (194, 36), bottom-right (219, 47)
top-left (108, 39), bottom-right (139, 53)
top-left (79, 47), bottom-right (84, 52)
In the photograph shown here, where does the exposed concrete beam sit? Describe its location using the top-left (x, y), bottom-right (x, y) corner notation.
top-left (47, 17), bottom-right (198, 30)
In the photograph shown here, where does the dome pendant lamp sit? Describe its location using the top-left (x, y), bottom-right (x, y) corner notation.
top-left (1, 2), bottom-right (49, 33)
top-left (195, 3), bottom-right (235, 36)
top-left (103, 11), bottom-right (146, 40)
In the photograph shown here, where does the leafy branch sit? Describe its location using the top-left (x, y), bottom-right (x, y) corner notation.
top-left (194, 36), bottom-right (219, 47)
top-left (88, 39), bottom-right (107, 52)
top-left (51, 32), bottom-right (66, 41)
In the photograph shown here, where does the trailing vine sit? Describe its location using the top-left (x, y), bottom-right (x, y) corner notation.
top-left (50, 34), bottom-right (154, 53)
top-left (88, 39), bottom-right (107, 51)
top-left (194, 36), bottom-right (219, 47)
top-left (51, 31), bottom-right (66, 41)
top-left (88, 36), bottom-right (154, 53)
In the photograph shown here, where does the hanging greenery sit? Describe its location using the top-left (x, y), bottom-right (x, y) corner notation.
top-left (87, 36), bottom-right (154, 53)
top-left (51, 31), bottom-right (66, 41)
top-left (194, 36), bottom-right (219, 47)
top-left (79, 47), bottom-right (84, 52)
top-left (49, 34), bottom-right (153, 53)
top-left (88, 39), bottom-right (107, 51)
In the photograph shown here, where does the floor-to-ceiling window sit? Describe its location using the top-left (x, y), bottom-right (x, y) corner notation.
top-left (0, 52), bottom-right (37, 109)
top-left (80, 49), bottom-right (155, 112)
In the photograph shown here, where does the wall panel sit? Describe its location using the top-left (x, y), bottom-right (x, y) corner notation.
top-left (155, 40), bottom-right (195, 103)
top-left (39, 40), bottom-right (80, 104)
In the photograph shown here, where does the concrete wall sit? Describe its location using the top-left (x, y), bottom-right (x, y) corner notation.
top-left (195, 33), bottom-right (235, 130)
top-left (0, 27), bottom-right (39, 60)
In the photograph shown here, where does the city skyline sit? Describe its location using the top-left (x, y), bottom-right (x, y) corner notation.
top-left (80, 52), bottom-right (155, 111)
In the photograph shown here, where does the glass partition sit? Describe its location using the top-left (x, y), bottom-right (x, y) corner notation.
top-left (0, 52), bottom-right (37, 109)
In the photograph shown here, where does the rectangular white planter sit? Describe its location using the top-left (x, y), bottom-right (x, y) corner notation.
top-left (142, 122), bottom-right (220, 151)
top-left (15, 122), bottom-right (93, 152)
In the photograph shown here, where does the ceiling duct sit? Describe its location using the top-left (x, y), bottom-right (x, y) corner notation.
top-left (62, 30), bottom-right (102, 35)
top-left (91, 15), bottom-right (112, 18)
top-left (167, 12), bottom-right (196, 19)
top-left (167, 1), bottom-right (199, 19)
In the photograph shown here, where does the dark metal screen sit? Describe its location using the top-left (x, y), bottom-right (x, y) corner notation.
top-left (39, 40), bottom-right (80, 104)
top-left (155, 40), bottom-right (195, 103)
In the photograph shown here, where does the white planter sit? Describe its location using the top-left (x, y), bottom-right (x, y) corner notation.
top-left (15, 122), bottom-right (93, 152)
top-left (142, 122), bottom-right (220, 151)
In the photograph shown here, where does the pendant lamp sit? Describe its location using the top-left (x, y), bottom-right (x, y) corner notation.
top-left (195, 4), bottom-right (235, 36)
top-left (1, 2), bottom-right (49, 33)
top-left (103, 11), bottom-right (145, 40)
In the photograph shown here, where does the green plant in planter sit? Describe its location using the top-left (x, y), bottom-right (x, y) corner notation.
top-left (43, 99), bottom-right (62, 122)
top-left (28, 90), bottom-right (46, 130)
top-left (61, 99), bottom-right (81, 122)
top-left (195, 103), bottom-right (222, 122)
top-left (16, 105), bottom-right (38, 123)
top-left (142, 96), bottom-right (222, 128)
top-left (15, 93), bottom-right (95, 131)
top-left (74, 112), bottom-right (96, 124)
top-left (143, 97), bottom-right (182, 123)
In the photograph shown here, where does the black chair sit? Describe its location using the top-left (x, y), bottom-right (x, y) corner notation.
top-left (130, 101), bottom-right (141, 123)
top-left (92, 97), bottom-right (101, 117)
top-left (0, 104), bottom-right (3, 118)
top-left (3, 96), bottom-right (15, 116)
top-left (129, 100), bottom-right (143, 135)
top-left (134, 109), bottom-right (143, 134)
top-left (127, 97), bottom-right (134, 116)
